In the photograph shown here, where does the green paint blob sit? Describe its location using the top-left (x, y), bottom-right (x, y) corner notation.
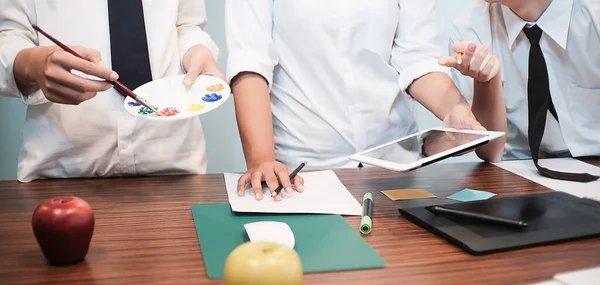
top-left (138, 107), bottom-right (154, 115)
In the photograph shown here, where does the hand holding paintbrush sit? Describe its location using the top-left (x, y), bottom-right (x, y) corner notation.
top-left (29, 24), bottom-right (164, 116)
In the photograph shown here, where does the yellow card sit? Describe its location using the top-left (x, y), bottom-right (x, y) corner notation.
top-left (381, 189), bottom-right (437, 201)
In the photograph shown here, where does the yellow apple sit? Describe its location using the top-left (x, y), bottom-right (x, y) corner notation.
top-left (224, 241), bottom-right (302, 285)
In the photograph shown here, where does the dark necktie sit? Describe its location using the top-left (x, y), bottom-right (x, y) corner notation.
top-left (107, 0), bottom-right (153, 90)
top-left (524, 25), bottom-right (599, 182)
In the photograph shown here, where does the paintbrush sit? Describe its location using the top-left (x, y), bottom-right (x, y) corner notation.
top-left (32, 24), bottom-right (165, 116)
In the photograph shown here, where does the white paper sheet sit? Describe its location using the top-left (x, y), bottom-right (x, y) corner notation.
top-left (553, 266), bottom-right (600, 285)
top-left (223, 170), bottom-right (363, 215)
top-left (494, 158), bottom-right (600, 199)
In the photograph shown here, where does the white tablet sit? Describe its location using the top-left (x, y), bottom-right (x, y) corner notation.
top-left (348, 127), bottom-right (505, 172)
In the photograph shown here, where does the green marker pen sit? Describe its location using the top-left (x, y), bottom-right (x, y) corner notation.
top-left (360, 192), bottom-right (373, 235)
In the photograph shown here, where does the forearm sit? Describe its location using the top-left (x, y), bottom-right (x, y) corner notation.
top-left (408, 72), bottom-right (468, 120)
top-left (232, 72), bottom-right (276, 168)
top-left (472, 76), bottom-right (506, 162)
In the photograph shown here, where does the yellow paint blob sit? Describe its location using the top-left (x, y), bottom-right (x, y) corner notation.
top-left (187, 104), bottom-right (205, 112)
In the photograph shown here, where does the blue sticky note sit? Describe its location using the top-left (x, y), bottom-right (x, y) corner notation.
top-left (447, 188), bottom-right (497, 202)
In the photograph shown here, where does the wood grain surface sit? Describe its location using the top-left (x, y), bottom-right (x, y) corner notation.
top-left (1, 160), bottom-right (600, 285)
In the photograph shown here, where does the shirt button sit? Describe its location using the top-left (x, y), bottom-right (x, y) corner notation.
top-left (121, 143), bottom-right (129, 150)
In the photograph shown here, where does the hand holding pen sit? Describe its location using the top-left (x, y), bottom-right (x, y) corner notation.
top-left (237, 161), bottom-right (306, 201)
top-left (271, 161), bottom-right (306, 198)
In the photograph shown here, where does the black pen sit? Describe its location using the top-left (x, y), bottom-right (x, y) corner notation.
top-left (426, 205), bottom-right (528, 229)
top-left (272, 161), bottom-right (307, 197)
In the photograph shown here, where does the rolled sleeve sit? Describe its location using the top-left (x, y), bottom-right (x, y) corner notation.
top-left (177, 0), bottom-right (220, 65)
top-left (392, 0), bottom-right (451, 92)
top-left (0, 0), bottom-right (48, 105)
top-left (227, 50), bottom-right (277, 87)
top-left (224, 0), bottom-right (278, 87)
top-left (397, 58), bottom-right (451, 92)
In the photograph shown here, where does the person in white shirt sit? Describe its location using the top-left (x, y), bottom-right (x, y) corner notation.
top-left (0, 0), bottom-right (223, 182)
top-left (225, 0), bottom-right (496, 201)
top-left (441, 0), bottom-right (600, 163)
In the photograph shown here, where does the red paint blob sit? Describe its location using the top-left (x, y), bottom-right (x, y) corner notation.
top-left (161, 107), bottom-right (179, 117)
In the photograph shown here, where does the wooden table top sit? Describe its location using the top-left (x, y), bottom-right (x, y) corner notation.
top-left (1, 160), bottom-right (600, 285)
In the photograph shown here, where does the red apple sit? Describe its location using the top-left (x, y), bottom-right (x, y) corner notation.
top-left (32, 196), bottom-right (95, 265)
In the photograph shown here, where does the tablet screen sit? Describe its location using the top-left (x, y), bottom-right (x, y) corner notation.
top-left (359, 130), bottom-right (485, 164)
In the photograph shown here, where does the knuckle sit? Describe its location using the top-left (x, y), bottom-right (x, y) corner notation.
top-left (45, 82), bottom-right (58, 93)
top-left (265, 176), bottom-right (278, 185)
top-left (43, 65), bottom-right (55, 78)
top-left (273, 164), bottom-right (287, 173)
top-left (278, 170), bottom-right (290, 179)
top-left (47, 50), bottom-right (61, 63)
top-left (250, 170), bottom-right (262, 178)
top-left (82, 61), bottom-right (95, 72)
top-left (74, 81), bottom-right (87, 92)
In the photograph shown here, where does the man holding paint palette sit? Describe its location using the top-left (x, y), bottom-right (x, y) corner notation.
top-left (442, 0), bottom-right (600, 181)
top-left (225, 0), bottom-right (497, 201)
top-left (0, 0), bottom-right (223, 182)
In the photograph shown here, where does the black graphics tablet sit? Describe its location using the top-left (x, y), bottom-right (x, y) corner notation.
top-left (398, 192), bottom-right (600, 255)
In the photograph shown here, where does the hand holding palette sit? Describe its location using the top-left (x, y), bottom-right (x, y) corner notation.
top-left (123, 75), bottom-right (230, 121)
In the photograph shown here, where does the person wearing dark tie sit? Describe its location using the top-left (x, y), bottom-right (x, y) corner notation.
top-left (0, 0), bottom-right (223, 182)
top-left (439, 0), bottom-right (600, 182)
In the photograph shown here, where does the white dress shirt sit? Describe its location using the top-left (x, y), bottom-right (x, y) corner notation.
top-left (450, 0), bottom-right (600, 160)
top-left (225, 0), bottom-right (450, 170)
top-left (0, 0), bottom-right (219, 182)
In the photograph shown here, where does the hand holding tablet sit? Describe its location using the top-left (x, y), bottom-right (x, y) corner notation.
top-left (349, 127), bottom-right (505, 172)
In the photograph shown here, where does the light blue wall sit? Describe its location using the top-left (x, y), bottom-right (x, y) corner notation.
top-left (0, 97), bottom-right (26, 180)
top-left (0, 0), bottom-right (476, 181)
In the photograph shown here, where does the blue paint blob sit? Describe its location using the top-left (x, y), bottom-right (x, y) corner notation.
top-left (128, 101), bottom-right (141, 107)
top-left (202, 93), bottom-right (222, 102)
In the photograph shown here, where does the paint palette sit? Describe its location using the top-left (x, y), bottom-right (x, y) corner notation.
top-left (123, 75), bottom-right (230, 121)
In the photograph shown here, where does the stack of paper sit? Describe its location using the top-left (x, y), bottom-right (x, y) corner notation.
top-left (494, 158), bottom-right (600, 201)
top-left (223, 170), bottom-right (363, 215)
top-left (531, 265), bottom-right (600, 285)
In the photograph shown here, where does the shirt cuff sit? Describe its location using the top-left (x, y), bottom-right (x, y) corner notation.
top-left (397, 58), bottom-right (452, 92)
top-left (226, 50), bottom-right (276, 88)
top-left (0, 40), bottom-right (49, 105)
top-left (178, 30), bottom-right (220, 68)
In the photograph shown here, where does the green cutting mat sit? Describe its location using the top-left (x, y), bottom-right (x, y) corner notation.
top-left (191, 204), bottom-right (386, 279)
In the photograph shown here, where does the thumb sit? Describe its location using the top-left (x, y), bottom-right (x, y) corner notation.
top-left (183, 65), bottom-right (202, 87)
